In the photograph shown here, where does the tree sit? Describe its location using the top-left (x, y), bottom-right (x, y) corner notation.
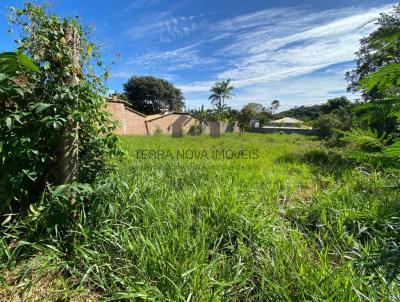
top-left (341, 5), bottom-right (400, 161)
top-left (270, 100), bottom-right (280, 118)
top-left (208, 79), bottom-right (235, 115)
top-left (320, 97), bottom-right (352, 114)
top-left (236, 103), bottom-right (261, 131)
top-left (246, 102), bottom-right (266, 114)
top-left (346, 5), bottom-right (400, 135)
top-left (124, 76), bottom-right (185, 115)
top-left (346, 5), bottom-right (400, 100)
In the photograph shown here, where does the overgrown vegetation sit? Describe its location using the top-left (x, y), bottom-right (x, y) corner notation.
top-left (341, 5), bottom-right (400, 165)
top-left (0, 1), bottom-right (120, 254)
top-left (1, 1), bottom-right (400, 301)
top-left (1, 134), bottom-right (399, 300)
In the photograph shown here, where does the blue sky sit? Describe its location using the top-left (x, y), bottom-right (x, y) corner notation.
top-left (0, 0), bottom-right (396, 110)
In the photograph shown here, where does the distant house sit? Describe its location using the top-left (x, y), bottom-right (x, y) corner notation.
top-left (269, 117), bottom-right (305, 128)
top-left (249, 116), bottom-right (315, 135)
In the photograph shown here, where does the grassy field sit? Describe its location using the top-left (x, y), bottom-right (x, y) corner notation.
top-left (1, 133), bottom-right (399, 301)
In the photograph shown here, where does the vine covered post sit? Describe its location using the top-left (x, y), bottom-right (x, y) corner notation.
top-left (2, 3), bottom-right (120, 211)
top-left (57, 25), bottom-right (80, 184)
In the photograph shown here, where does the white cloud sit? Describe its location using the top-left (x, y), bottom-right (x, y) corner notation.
top-left (177, 4), bottom-right (394, 100)
top-left (182, 65), bottom-right (360, 111)
top-left (233, 69), bottom-right (359, 111)
top-left (127, 43), bottom-right (216, 71)
top-left (123, 0), bottom-right (160, 12)
top-left (126, 14), bottom-right (202, 42)
top-left (178, 80), bottom-right (215, 93)
top-left (115, 3), bottom-right (396, 109)
top-left (112, 41), bottom-right (217, 78)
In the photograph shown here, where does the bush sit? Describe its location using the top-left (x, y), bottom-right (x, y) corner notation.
top-left (313, 110), bottom-right (352, 145)
top-left (153, 126), bottom-right (163, 135)
top-left (188, 123), bottom-right (202, 135)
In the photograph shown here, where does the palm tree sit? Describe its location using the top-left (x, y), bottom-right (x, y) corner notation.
top-left (208, 79), bottom-right (235, 115)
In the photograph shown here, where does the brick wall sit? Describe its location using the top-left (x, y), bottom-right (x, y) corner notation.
top-left (106, 101), bottom-right (126, 135)
top-left (106, 99), bottom-right (239, 136)
top-left (201, 121), bottom-right (240, 134)
top-left (146, 113), bottom-right (197, 135)
top-left (124, 108), bottom-right (148, 135)
top-left (106, 101), bottom-right (147, 135)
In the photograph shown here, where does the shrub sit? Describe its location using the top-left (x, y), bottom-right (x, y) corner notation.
top-left (313, 110), bottom-right (352, 145)
top-left (154, 126), bottom-right (163, 135)
top-left (188, 123), bottom-right (202, 135)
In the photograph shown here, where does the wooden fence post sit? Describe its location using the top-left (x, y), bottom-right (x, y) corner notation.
top-left (57, 25), bottom-right (80, 185)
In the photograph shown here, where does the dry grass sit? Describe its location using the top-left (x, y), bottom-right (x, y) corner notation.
top-left (0, 259), bottom-right (100, 302)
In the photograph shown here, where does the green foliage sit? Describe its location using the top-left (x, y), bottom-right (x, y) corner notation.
top-left (278, 104), bottom-right (321, 120)
top-left (190, 105), bottom-right (237, 133)
top-left (2, 2), bottom-right (400, 301)
top-left (236, 102), bottom-right (266, 130)
top-left (353, 42), bottom-right (400, 134)
top-left (190, 107), bottom-right (206, 134)
top-left (256, 111), bottom-right (273, 126)
top-left (0, 3), bottom-right (120, 214)
top-left (123, 75), bottom-right (185, 114)
top-left (346, 5), bottom-right (400, 100)
top-left (0, 51), bottom-right (39, 74)
top-left (360, 64), bottom-right (400, 95)
top-left (223, 106), bottom-right (238, 123)
top-left (312, 109), bottom-right (353, 145)
top-left (313, 114), bottom-right (341, 137)
top-left (0, 51), bottom-right (42, 211)
top-left (242, 102), bottom-right (272, 126)
top-left (340, 128), bottom-right (400, 167)
top-left (187, 123), bottom-right (202, 135)
top-left (278, 96), bottom-right (352, 121)
top-left (0, 51), bottom-right (39, 99)
top-left (384, 140), bottom-right (400, 157)
top-left (351, 98), bottom-right (398, 134)
top-left (341, 128), bottom-right (391, 150)
top-left (191, 105), bottom-right (208, 124)
top-left (319, 96), bottom-right (352, 114)
top-left (153, 126), bottom-right (163, 135)
top-left (342, 5), bottom-right (400, 164)
top-left (109, 92), bottom-right (128, 101)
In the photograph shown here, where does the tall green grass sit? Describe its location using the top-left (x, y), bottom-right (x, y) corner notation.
top-left (1, 133), bottom-right (399, 301)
